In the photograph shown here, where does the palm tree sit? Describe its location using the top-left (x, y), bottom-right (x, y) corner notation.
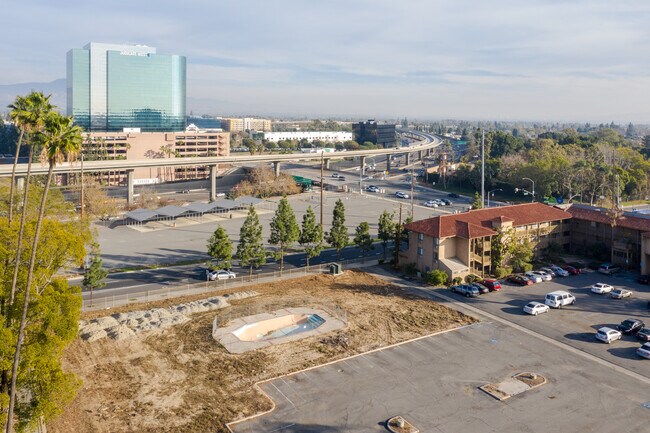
top-left (7, 92), bottom-right (53, 305)
top-left (7, 92), bottom-right (53, 222)
top-left (5, 113), bottom-right (82, 433)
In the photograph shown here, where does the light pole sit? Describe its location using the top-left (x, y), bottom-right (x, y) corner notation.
top-left (522, 177), bottom-right (535, 203)
top-left (487, 188), bottom-right (502, 208)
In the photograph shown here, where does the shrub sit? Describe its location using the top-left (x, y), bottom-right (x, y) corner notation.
top-left (494, 266), bottom-right (512, 278)
top-left (402, 262), bottom-right (418, 275)
top-left (465, 274), bottom-right (480, 283)
top-left (425, 270), bottom-right (448, 286)
top-left (452, 277), bottom-right (462, 285)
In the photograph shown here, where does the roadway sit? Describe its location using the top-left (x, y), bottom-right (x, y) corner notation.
top-left (73, 245), bottom-right (386, 306)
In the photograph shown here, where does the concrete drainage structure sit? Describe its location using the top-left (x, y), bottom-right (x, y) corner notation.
top-left (479, 372), bottom-right (547, 401)
top-left (213, 307), bottom-right (346, 354)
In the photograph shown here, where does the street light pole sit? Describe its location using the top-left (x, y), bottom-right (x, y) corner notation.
top-left (522, 177), bottom-right (535, 203)
top-left (410, 168), bottom-right (415, 217)
top-left (481, 130), bottom-right (485, 208)
top-left (320, 151), bottom-right (324, 227)
top-left (487, 188), bottom-right (502, 208)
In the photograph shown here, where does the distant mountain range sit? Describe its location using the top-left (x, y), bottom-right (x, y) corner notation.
top-left (0, 79), bottom-right (67, 111)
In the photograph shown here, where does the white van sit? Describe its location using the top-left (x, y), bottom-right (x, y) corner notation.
top-left (544, 291), bottom-right (576, 308)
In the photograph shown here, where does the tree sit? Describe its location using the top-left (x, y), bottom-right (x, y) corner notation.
top-left (377, 210), bottom-right (395, 260)
top-left (236, 205), bottom-right (266, 281)
top-left (206, 225), bottom-right (232, 270)
top-left (326, 199), bottom-right (348, 259)
top-left (353, 222), bottom-right (373, 262)
top-left (82, 244), bottom-right (108, 307)
top-left (299, 206), bottom-right (323, 270)
top-left (6, 112), bottom-right (82, 432)
top-left (425, 269), bottom-right (448, 286)
top-left (269, 197), bottom-right (299, 273)
top-left (0, 186), bottom-right (88, 432)
top-left (472, 191), bottom-right (483, 209)
top-left (509, 239), bottom-right (534, 272)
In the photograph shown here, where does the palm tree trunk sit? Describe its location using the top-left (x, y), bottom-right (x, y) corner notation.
top-left (9, 145), bottom-right (35, 305)
top-left (8, 129), bottom-right (25, 223)
top-left (6, 164), bottom-right (54, 433)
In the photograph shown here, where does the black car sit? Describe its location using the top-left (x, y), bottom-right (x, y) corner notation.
top-left (638, 275), bottom-right (650, 285)
top-left (448, 193), bottom-right (460, 198)
top-left (636, 328), bottom-right (650, 342)
top-left (617, 318), bottom-right (645, 335)
top-left (440, 198), bottom-right (452, 205)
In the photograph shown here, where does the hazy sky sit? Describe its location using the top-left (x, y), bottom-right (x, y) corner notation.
top-left (3, 0), bottom-right (650, 122)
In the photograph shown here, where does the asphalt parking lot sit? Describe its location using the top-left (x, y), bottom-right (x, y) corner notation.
top-left (439, 271), bottom-right (650, 378)
top-left (232, 320), bottom-right (650, 433)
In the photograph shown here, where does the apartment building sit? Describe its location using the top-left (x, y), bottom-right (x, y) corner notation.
top-left (403, 203), bottom-right (572, 279)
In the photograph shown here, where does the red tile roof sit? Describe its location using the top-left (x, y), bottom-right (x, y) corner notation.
top-left (406, 203), bottom-right (572, 239)
top-left (565, 205), bottom-right (650, 233)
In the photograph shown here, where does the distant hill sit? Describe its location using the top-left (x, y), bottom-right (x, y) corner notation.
top-left (0, 79), bottom-right (66, 111)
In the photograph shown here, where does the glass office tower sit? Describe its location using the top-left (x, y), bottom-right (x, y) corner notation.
top-left (67, 43), bottom-right (186, 132)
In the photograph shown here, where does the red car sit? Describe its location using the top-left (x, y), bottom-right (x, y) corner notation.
top-left (507, 274), bottom-right (533, 286)
top-left (478, 279), bottom-right (501, 291)
top-left (560, 265), bottom-right (580, 275)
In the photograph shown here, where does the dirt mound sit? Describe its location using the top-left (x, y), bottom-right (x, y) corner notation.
top-left (49, 270), bottom-right (475, 433)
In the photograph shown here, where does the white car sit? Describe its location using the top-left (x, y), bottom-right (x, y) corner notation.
top-left (591, 283), bottom-right (614, 294)
top-left (395, 191), bottom-right (410, 199)
top-left (524, 272), bottom-right (543, 283)
top-left (637, 343), bottom-right (650, 359)
top-left (531, 270), bottom-right (552, 281)
top-left (424, 200), bottom-right (438, 208)
top-left (367, 185), bottom-right (380, 193)
top-left (595, 327), bottom-right (622, 344)
top-left (610, 288), bottom-right (633, 299)
top-left (523, 301), bottom-right (550, 316)
top-left (331, 173), bottom-right (341, 179)
top-left (207, 269), bottom-right (237, 281)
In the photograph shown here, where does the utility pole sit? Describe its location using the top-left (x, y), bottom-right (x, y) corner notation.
top-left (80, 152), bottom-right (85, 224)
top-left (481, 129), bottom-right (485, 208)
top-left (320, 151), bottom-right (324, 227)
top-left (410, 168), bottom-right (415, 217)
top-left (395, 203), bottom-right (403, 269)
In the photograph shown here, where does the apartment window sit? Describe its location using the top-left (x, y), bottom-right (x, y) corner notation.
top-left (418, 233), bottom-right (424, 241)
top-left (417, 247), bottom-right (424, 256)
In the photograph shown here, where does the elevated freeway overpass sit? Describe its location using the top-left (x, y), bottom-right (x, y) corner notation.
top-left (0, 130), bottom-right (441, 204)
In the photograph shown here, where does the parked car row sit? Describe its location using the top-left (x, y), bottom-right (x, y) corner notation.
top-left (450, 279), bottom-right (502, 297)
top-left (593, 318), bottom-right (650, 359)
top-left (507, 264), bottom-right (580, 287)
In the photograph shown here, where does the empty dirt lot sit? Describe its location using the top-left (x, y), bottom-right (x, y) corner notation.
top-left (49, 270), bottom-right (475, 433)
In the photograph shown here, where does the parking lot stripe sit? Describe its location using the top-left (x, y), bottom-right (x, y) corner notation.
top-left (269, 382), bottom-right (296, 409)
top-left (418, 287), bottom-right (650, 385)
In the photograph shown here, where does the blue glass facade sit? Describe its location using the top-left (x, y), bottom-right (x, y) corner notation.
top-left (67, 43), bottom-right (186, 132)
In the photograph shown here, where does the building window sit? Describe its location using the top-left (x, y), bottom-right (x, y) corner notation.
top-left (418, 233), bottom-right (424, 241)
top-left (417, 247), bottom-right (424, 256)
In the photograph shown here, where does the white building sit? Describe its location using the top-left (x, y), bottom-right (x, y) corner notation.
top-left (264, 131), bottom-right (353, 143)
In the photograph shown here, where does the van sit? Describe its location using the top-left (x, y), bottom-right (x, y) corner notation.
top-left (544, 290), bottom-right (576, 309)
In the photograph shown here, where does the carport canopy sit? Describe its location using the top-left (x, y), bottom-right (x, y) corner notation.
top-left (213, 199), bottom-right (241, 210)
top-left (156, 205), bottom-right (192, 218)
top-left (124, 209), bottom-right (160, 222)
top-left (185, 202), bottom-right (220, 214)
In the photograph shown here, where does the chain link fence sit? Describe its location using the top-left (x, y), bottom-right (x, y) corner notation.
top-left (82, 258), bottom-right (379, 312)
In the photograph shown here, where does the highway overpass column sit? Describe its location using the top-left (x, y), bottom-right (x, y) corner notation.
top-left (209, 164), bottom-right (218, 201)
top-left (126, 169), bottom-right (134, 205)
top-left (325, 158), bottom-right (331, 170)
top-left (360, 156), bottom-right (366, 175)
top-left (405, 152), bottom-right (411, 166)
top-left (273, 161), bottom-right (281, 178)
top-left (16, 176), bottom-right (25, 191)
top-left (418, 150), bottom-right (423, 161)
top-left (386, 155), bottom-right (391, 172)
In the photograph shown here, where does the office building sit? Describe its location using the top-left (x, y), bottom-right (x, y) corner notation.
top-left (243, 118), bottom-right (272, 132)
top-left (83, 128), bottom-right (230, 183)
top-left (220, 118), bottom-right (245, 132)
top-left (352, 120), bottom-right (396, 148)
top-left (264, 131), bottom-right (353, 143)
top-left (67, 42), bottom-right (186, 132)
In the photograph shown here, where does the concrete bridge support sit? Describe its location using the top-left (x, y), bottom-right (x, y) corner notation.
top-left (209, 164), bottom-right (219, 201)
top-left (126, 169), bottom-right (134, 205)
top-left (325, 158), bottom-right (331, 170)
top-left (16, 176), bottom-right (25, 191)
top-left (273, 161), bottom-right (281, 178)
top-left (360, 156), bottom-right (366, 175)
top-left (405, 153), bottom-right (411, 166)
top-left (386, 155), bottom-right (392, 172)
